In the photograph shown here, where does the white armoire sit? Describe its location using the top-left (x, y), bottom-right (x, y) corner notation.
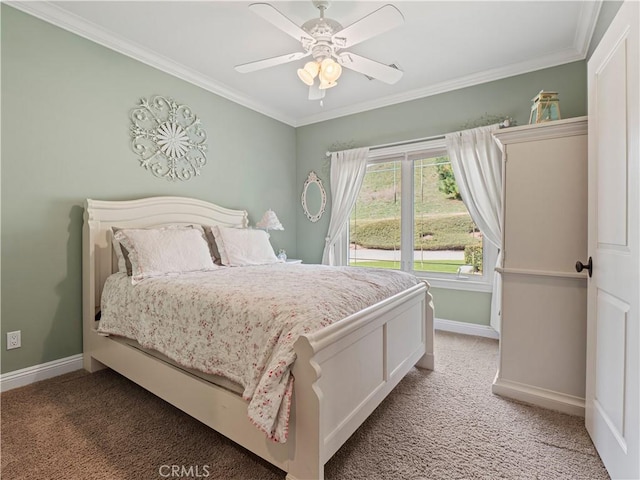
top-left (492, 116), bottom-right (589, 416)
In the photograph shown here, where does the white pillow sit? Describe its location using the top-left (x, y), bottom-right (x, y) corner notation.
top-left (114, 226), bottom-right (217, 284)
top-left (112, 225), bottom-right (212, 275)
top-left (214, 226), bottom-right (280, 266)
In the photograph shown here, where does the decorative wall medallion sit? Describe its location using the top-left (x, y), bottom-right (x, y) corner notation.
top-left (130, 95), bottom-right (207, 181)
top-left (301, 171), bottom-right (327, 223)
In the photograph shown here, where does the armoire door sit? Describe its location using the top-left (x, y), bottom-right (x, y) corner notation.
top-left (586, 1), bottom-right (639, 478)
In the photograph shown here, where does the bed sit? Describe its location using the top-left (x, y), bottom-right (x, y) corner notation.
top-left (82, 196), bottom-right (435, 480)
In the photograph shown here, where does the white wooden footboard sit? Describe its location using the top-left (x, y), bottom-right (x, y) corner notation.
top-left (287, 283), bottom-right (433, 480)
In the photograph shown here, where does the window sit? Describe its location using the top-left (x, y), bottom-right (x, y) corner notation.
top-left (348, 139), bottom-right (494, 291)
top-left (350, 159), bottom-right (403, 270)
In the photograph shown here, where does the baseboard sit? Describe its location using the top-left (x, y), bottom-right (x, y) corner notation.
top-left (435, 317), bottom-right (499, 339)
top-left (492, 375), bottom-right (585, 417)
top-left (0, 354), bottom-right (83, 393)
top-left (0, 319), bottom-right (493, 392)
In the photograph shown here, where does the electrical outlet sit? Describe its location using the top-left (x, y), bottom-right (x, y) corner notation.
top-left (7, 331), bottom-right (21, 350)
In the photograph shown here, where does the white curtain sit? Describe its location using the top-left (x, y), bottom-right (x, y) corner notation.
top-left (322, 147), bottom-right (370, 266)
top-left (445, 125), bottom-right (503, 333)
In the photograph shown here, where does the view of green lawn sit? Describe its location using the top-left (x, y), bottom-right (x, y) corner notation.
top-left (349, 258), bottom-right (465, 273)
top-left (349, 157), bottom-right (483, 273)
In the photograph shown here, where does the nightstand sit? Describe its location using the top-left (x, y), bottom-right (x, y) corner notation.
top-left (285, 259), bottom-right (302, 264)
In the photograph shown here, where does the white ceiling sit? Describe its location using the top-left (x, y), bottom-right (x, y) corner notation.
top-left (11, 1), bottom-right (601, 127)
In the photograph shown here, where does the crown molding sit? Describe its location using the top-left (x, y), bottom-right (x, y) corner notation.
top-left (7, 1), bottom-right (601, 128)
top-left (296, 1), bottom-right (601, 126)
top-left (574, 0), bottom-right (603, 57)
top-left (5, 1), bottom-right (298, 127)
top-left (295, 47), bottom-right (586, 126)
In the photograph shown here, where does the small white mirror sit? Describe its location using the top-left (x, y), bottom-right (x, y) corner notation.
top-left (301, 171), bottom-right (327, 223)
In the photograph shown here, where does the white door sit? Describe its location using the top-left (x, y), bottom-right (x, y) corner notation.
top-left (586, 1), bottom-right (639, 478)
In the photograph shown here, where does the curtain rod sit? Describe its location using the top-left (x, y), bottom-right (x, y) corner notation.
top-left (325, 118), bottom-right (511, 157)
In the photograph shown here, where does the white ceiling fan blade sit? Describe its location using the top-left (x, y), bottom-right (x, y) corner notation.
top-left (331, 4), bottom-right (404, 49)
top-left (249, 3), bottom-right (314, 44)
top-left (337, 52), bottom-right (403, 84)
top-left (308, 83), bottom-right (326, 101)
top-left (235, 51), bottom-right (309, 73)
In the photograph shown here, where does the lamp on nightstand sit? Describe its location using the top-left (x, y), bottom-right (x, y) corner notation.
top-left (257, 210), bottom-right (286, 261)
top-left (256, 209), bottom-right (284, 232)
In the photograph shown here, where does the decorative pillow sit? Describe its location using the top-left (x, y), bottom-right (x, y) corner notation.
top-left (111, 228), bottom-right (128, 273)
top-left (214, 226), bottom-right (280, 266)
top-left (114, 226), bottom-right (217, 284)
top-left (209, 225), bottom-right (231, 266)
top-left (203, 226), bottom-right (223, 266)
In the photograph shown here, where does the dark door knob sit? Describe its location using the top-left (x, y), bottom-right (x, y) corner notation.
top-left (575, 257), bottom-right (593, 277)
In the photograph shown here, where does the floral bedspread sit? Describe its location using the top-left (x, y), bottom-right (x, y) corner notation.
top-left (98, 264), bottom-right (420, 442)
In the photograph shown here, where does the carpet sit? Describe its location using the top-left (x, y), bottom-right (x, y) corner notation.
top-left (1, 331), bottom-right (608, 479)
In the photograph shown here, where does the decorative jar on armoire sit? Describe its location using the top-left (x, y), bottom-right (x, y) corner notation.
top-left (529, 90), bottom-right (561, 124)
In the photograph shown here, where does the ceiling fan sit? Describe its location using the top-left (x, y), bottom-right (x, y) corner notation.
top-left (234, 1), bottom-right (404, 101)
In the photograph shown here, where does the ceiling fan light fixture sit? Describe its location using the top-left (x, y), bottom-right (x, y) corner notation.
top-left (319, 58), bottom-right (342, 83)
top-left (297, 68), bottom-right (315, 86)
top-left (239, 2), bottom-right (405, 100)
top-left (297, 61), bottom-right (320, 86)
top-left (318, 80), bottom-right (338, 90)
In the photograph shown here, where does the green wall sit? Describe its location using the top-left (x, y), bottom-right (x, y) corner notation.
top-left (1, 6), bottom-right (297, 373)
top-left (430, 288), bottom-right (492, 326)
top-left (2, 4), bottom-right (592, 374)
top-left (295, 61), bottom-right (588, 325)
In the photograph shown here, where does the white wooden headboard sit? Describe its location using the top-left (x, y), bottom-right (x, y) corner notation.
top-left (82, 196), bottom-right (248, 350)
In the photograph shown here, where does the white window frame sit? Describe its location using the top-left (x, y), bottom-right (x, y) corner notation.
top-left (347, 138), bottom-right (495, 293)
